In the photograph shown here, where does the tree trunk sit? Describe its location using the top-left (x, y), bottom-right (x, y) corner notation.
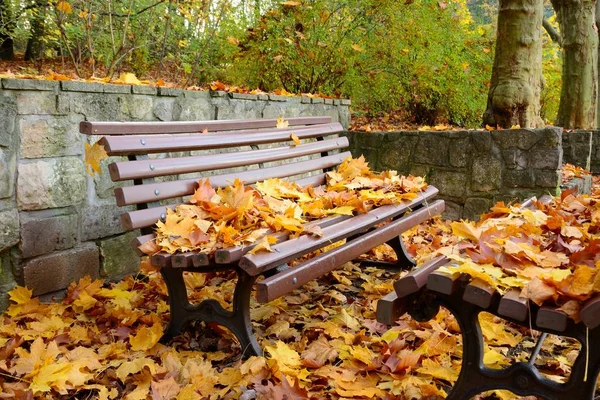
top-left (24, 1), bottom-right (47, 61)
top-left (483, 0), bottom-right (545, 128)
top-left (551, 0), bottom-right (598, 129)
top-left (595, 0), bottom-right (600, 127)
top-left (0, 0), bottom-right (15, 60)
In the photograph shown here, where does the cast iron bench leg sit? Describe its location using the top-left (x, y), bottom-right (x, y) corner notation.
top-left (160, 267), bottom-right (262, 357)
top-left (408, 289), bottom-right (600, 400)
top-left (359, 235), bottom-right (416, 271)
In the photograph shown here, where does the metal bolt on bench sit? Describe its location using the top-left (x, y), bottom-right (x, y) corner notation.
top-left (80, 116), bottom-right (444, 357)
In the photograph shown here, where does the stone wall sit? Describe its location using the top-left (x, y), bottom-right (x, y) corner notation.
top-left (346, 128), bottom-right (563, 221)
top-left (562, 130), bottom-right (593, 170)
top-left (0, 78), bottom-right (351, 306)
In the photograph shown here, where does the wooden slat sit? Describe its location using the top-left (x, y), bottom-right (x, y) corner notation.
top-left (463, 279), bottom-right (495, 309)
top-left (131, 233), bottom-right (155, 256)
top-left (117, 151), bottom-right (350, 211)
top-left (109, 137), bottom-right (348, 181)
top-left (255, 200), bottom-right (445, 303)
top-left (497, 289), bottom-right (528, 321)
top-left (80, 116), bottom-right (331, 135)
top-left (214, 215), bottom-right (351, 264)
top-left (393, 256), bottom-right (449, 297)
top-left (427, 269), bottom-right (461, 295)
top-left (99, 123), bottom-right (343, 155)
top-left (536, 306), bottom-right (568, 332)
top-left (293, 173), bottom-right (326, 188)
top-left (240, 187), bottom-right (440, 276)
top-left (581, 297), bottom-right (600, 329)
top-left (376, 291), bottom-right (408, 325)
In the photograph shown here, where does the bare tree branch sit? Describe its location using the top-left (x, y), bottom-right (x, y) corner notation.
top-left (543, 18), bottom-right (562, 45)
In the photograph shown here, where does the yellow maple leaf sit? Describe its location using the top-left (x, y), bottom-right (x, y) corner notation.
top-left (265, 341), bottom-right (301, 376)
top-left (129, 322), bottom-right (163, 351)
top-left (9, 286), bottom-right (33, 305)
top-left (276, 117), bottom-right (289, 129)
top-left (84, 142), bottom-right (109, 177)
top-left (416, 358), bottom-right (459, 383)
top-left (247, 235), bottom-right (278, 255)
top-left (115, 358), bottom-right (158, 381)
top-left (115, 72), bottom-right (141, 85)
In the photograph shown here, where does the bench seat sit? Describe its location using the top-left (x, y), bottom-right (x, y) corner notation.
top-left (81, 115), bottom-right (444, 357)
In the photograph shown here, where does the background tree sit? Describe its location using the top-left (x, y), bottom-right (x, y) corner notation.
top-left (0, 0), bottom-right (14, 60)
top-left (483, 0), bottom-right (545, 128)
top-left (550, 0), bottom-right (597, 129)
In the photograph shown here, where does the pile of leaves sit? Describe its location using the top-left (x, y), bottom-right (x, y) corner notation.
top-left (0, 255), bottom-right (585, 399)
top-left (562, 163), bottom-right (591, 184)
top-left (433, 191), bottom-right (600, 322)
top-left (141, 156), bottom-right (427, 256)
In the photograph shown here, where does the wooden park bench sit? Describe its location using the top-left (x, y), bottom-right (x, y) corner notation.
top-left (80, 116), bottom-right (445, 357)
top-left (377, 196), bottom-right (600, 400)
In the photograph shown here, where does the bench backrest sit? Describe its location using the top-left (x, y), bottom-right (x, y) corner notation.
top-left (80, 116), bottom-right (348, 235)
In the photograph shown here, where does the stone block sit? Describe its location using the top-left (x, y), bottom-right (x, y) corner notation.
top-left (0, 147), bottom-right (16, 199)
top-left (132, 85), bottom-right (158, 95)
top-left (448, 138), bottom-right (471, 168)
top-left (311, 98), bottom-right (324, 104)
top-left (471, 131), bottom-right (492, 152)
top-left (153, 98), bottom-right (175, 121)
top-left (338, 107), bottom-right (350, 130)
top-left (379, 142), bottom-right (413, 171)
top-left (20, 115), bottom-right (82, 158)
top-left (2, 78), bottom-right (58, 91)
top-left (93, 156), bottom-right (128, 200)
top-left (183, 90), bottom-right (211, 100)
top-left (0, 253), bottom-right (17, 290)
top-left (324, 99), bottom-right (334, 105)
top-left (210, 90), bottom-right (226, 97)
top-left (99, 232), bottom-right (140, 279)
top-left (0, 209), bottom-right (19, 252)
top-left (471, 155), bottom-right (502, 191)
top-left (60, 93), bottom-right (122, 120)
top-left (103, 84), bottom-right (131, 94)
top-left (535, 170), bottom-right (560, 188)
top-left (502, 148), bottom-right (528, 170)
top-left (503, 169), bottom-right (535, 188)
top-left (257, 94), bottom-right (269, 101)
top-left (442, 201), bottom-right (462, 221)
top-left (268, 94), bottom-right (290, 102)
top-left (15, 92), bottom-right (57, 114)
top-left (216, 100), bottom-right (264, 120)
top-left (22, 244), bottom-right (99, 296)
top-left (537, 127), bottom-right (562, 147)
top-left (301, 96), bottom-right (312, 104)
top-left (491, 129), bottom-right (541, 150)
top-left (61, 81), bottom-right (105, 93)
top-left (340, 99), bottom-right (351, 106)
top-left (17, 158), bottom-right (87, 211)
top-left (528, 147), bottom-right (562, 170)
top-left (413, 134), bottom-right (449, 166)
top-left (262, 102), bottom-right (302, 119)
top-left (429, 170), bottom-right (467, 198)
top-left (19, 211), bottom-right (78, 258)
top-left (229, 92), bottom-right (258, 100)
top-left (158, 87), bottom-right (184, 97)
top-left (463, 198), bottom-right (493, 221)
top-left (120, 96), bottom-right (154, 120)
top-left (0, 93), bottom-right (17, 146)
top-left (80, 204), bottom-right (129, 241)
top-left (173, 97), bottom-right (214, 121)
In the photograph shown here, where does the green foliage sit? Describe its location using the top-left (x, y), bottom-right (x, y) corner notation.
top-left (540, 17), bottom-right (562, 124)
top-left (0, 0), bottom-right (560, 128)
top-left (229, 0), bottom-right (495, 127)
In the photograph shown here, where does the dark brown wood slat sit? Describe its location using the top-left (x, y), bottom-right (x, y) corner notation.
top-left (376, 291), bottom-right (408, 325)
top-left (536, 306), bottom-right (568, 332)
top-left (255, 200), bottom-right (445, 303)
top-left (463, 278), bottom-right (495, 309)
top-left (151, 253), bottom-right (172, 268)
top-left (240, 187), bottom-right (440, 276)
top-left (393, 256), bottom-right (449, 297)
top-left (99, 123), bottom-right (343, 155)
top-left (172, 253), bottom-right (195, 268)
top-left (110, 137), bottom-right (348, 181)
top-left (581, 297), bottom-right (600, 329)
top-left (427, 269), bottom-right (462, 295)
top-left (214, 214), bottom-right (351, 264)
top-left (497, 289), bottom-right (528, 321)
top-left (116, 151), bottom-right (350, 208)
top-left (80, 116), bottom-right (332, 135)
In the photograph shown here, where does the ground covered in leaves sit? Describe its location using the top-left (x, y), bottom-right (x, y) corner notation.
top-left (0, 163), bottom-right (598, 399)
